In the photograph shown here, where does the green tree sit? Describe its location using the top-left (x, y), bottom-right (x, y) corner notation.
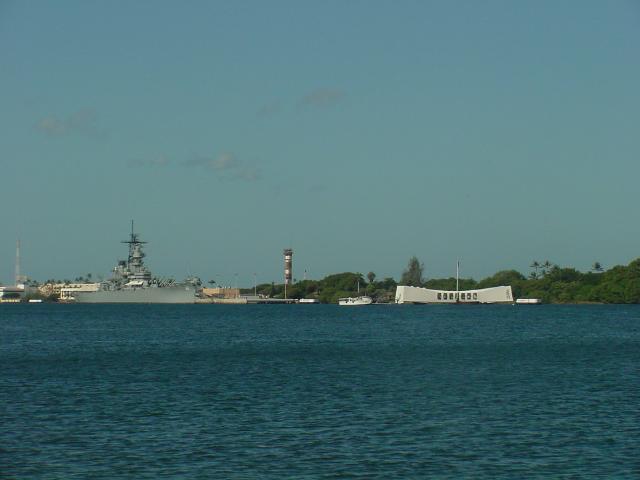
top-left (400, 256), bottom-right (424, 287)
top-left (545, 267), bottom-right (582, 283)
top-left (475, 270), bottom-right (525, 298)
top-left (478, 270), bottom-right (525, 287)
top-left (592, 262), bottom-right (603, 272)
top-left (530, 260), bottom-right (540, 278)
top-left (424, 277), bottom-right (477, 291)
top-left (367, 271), bottom-right (376, 284)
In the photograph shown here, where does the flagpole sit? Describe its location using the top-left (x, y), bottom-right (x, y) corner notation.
top-left (456, 259), bottom-right (460, 301)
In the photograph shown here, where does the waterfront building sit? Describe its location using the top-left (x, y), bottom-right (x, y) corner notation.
top-left (59, 283), bottom-right (101, 302)
top-left (0, 286), bottom-right (24, 303)
top-left (38, 282), bottom-right (99, 299)
top-left (201, 287), bottom-right (241, 299)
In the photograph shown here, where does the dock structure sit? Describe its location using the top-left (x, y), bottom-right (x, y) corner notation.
top-left (196, 295), bottom-right (297, 305)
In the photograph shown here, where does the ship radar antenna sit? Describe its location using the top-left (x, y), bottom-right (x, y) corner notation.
top-left (122, 220), bottom-right (147, 245)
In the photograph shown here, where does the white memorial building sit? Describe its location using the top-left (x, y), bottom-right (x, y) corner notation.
top-left (395, 285), bottom-right (513, 304)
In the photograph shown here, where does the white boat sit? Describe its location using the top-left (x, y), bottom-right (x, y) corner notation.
top-left (338, 296), bottom-right (373, 306)
top-left (516, 298), bottom-right (542, 304)
top-left (299, 298), bottom-right (320, 304)
top-left (338, 281), bottom-right (372, 306)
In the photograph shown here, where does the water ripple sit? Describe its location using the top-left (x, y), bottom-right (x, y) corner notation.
top-left (1, 304), bottom-right (639, 478)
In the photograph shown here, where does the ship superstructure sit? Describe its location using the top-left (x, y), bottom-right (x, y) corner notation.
top-left (111, 222), bottom-right (153, 287)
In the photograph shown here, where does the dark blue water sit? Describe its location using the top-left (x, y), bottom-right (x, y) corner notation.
top-left (2, 305), bottom-right (639, 478)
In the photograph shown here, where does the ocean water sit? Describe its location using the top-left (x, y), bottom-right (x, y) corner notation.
top-left (1, 304), bottom-right (639, 479)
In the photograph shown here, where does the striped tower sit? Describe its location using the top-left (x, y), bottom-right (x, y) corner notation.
top-left (283, 249), bottom-right (293, 286)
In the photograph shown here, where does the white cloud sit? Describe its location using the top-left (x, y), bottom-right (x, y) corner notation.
top-left (128, 155), bottom-right (171, 168)
top-left (257, 101), bottom-right (282, 117)
top-left (35, 108), bottom-right (105, 138)
top-left (299, 88), bottom-right (345, 108)
top-left (211, 152), bottom-right (238, 171)
top-left (233, 168), bottom-right (261, 182)
top-left (36, 117), bottom-right (67, 135)
top-left (183, 152), bottom-right (261, 182)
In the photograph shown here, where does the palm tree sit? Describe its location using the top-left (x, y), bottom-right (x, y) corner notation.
top-left (592, 262), bottom-right (603, 273)
top-left (367, 271), bottom-right (376, 284)
top-left (530, 260), bottom-right (540, 278)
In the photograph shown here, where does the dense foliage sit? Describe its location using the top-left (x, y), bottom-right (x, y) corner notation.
top-left (249, 258), bottom-right (640, 304)
top-left (514, 260), bottom-right (640, 304)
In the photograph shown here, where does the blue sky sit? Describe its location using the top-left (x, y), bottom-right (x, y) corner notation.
top-left (1, 0), bottom-right (639, 286)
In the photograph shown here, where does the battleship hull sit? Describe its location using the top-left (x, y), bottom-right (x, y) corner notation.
top-left (74, 285), bottom-right (197, 304)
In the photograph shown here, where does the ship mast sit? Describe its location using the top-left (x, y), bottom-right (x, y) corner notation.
top-left (120, 220), bottom-right (150, 282)
top-left (122, 220), bottom-right (147, 248)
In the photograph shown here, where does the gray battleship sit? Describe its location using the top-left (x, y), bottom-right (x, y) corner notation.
top-left (74, 223), bottom-right (198, 303)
